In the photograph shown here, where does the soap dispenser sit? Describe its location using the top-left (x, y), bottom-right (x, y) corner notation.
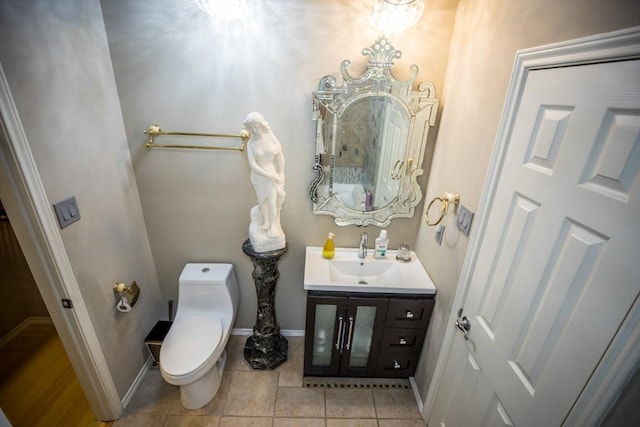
top-left (374, 230), bottom-right (389, 258)
top-left (322, 232), bottom-right (335, 259)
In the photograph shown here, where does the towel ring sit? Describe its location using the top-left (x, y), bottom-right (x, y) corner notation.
top-left (425, 192), bottom-right (460, 226)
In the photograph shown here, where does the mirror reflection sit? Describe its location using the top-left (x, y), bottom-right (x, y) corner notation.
top-left (310, 37), bottom-right (438, 227)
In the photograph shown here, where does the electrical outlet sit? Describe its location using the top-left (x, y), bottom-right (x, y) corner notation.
top-left (456, 204), bottom-right (474, 236)
top-left (53, 196), bottom-right (81, 229)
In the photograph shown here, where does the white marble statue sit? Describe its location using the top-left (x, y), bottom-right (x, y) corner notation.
top-left (243, 112), bottom-right (286, 252)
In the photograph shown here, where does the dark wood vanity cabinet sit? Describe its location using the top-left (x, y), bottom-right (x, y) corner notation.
top-left (375, 297), bottom-right (433, 377)
top-left (304, 291), bottom-right (434, 378)
top-left (303, 294), bottom-right (388, 377)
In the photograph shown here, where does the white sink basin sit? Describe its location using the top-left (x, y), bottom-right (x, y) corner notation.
top-left (304, 246), bottom-right (436, 294)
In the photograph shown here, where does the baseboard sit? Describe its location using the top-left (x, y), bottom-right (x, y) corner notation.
top-left (0, 316), bottom-right (52, 349)
top-left (231, 328), bottom-right (305, 337)
top-left (409, 376), bottom-right (426, 417)
top-left (122, 356), bottom-right (153, 409)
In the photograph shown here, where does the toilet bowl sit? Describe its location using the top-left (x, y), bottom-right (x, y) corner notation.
top-left (160, 263), bottom-right (240, 409)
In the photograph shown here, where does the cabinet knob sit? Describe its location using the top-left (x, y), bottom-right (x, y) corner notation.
top-left (393, 360), bottom-right (401, 369)
top-left (405, 311), bottom-right (414, 319)
top-left (399, 337), bottom-right (407, 345)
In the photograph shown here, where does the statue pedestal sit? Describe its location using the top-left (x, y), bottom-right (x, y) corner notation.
top-left (242, 239), bottom-right (288, 370)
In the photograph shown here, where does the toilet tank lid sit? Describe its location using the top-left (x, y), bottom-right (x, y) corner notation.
top-left (180, 263), bottom-right (233, 285)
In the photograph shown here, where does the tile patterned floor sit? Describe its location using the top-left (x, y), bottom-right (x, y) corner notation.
top-left (115, 335), bottom-right (426, 426)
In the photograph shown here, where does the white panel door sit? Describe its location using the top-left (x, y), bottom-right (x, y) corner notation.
top-left (429, 58), bottom-right (640, 427)
top-left (374, 100), bottom-right (406, 207)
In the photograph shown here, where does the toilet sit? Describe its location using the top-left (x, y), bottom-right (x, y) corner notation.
top-left (160, 263), bottom-right (240, 409)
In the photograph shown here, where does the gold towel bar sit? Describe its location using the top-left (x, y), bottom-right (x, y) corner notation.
top-left (144, 125), bottom-right (250, 151)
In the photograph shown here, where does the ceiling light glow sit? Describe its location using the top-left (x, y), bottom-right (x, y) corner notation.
top-left (195, 0), bottom-right (249, 22)
top-left (371, 0), bottom-right (425, 34)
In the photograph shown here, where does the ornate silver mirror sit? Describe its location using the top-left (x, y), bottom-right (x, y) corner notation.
top-left (310, 37), bottom-right (438, 226)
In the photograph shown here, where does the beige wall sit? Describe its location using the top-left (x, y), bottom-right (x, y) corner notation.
top-left (101, 0), bottom-right (458, 330)
top-left (413, 0), bottom-right (640, 401)
top-left (0, 0), bottom-right (164, 398)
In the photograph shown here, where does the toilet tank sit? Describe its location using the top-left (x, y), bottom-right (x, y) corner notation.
top-left (177, 263), bottom-right (239, 318)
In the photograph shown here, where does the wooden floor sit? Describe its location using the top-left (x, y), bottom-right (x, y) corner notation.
top-left (0, 322), bottom-right (110, 427)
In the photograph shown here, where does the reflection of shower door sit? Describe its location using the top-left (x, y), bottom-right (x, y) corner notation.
top-left (374, 101), bottom-right (405, 208)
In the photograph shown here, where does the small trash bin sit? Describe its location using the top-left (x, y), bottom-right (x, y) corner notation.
top-left (144, 320), bottom-right (172, 365)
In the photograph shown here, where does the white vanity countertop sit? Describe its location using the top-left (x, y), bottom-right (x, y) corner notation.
top-left (304, 246), bottom-right (437, 295)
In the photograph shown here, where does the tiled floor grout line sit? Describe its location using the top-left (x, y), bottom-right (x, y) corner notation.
top-left (116, 335), bottom-right (426, 426)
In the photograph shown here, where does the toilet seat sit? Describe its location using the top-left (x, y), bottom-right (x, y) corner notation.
top-left (161, 315), bottom-right (222, 379)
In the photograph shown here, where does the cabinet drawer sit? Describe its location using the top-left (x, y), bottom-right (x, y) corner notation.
top-left (380, 328), bottom-right (426, 354)
top-left (375, 353), bottom-right (419, 378)
top-left (385, 298), bottom-right (434, 329)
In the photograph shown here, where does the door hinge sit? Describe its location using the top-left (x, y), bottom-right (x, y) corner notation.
top-left (61, 298), bottom-right (73, 309)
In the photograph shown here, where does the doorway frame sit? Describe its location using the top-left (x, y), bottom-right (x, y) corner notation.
top-left (423, 26), bottom-right (640, 425)
top-left (0, 64), bottom-right (122, 421)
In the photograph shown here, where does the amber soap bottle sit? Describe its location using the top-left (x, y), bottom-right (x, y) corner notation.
top-left (322, 232), bottom-right (335, 259)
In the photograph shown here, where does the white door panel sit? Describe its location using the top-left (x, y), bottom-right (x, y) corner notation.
top-left (430, 57), bottom-right (640, 427)
top-left (374, 100), bottom-right (406, 207)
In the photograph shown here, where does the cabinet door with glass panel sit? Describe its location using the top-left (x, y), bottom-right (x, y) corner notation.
top-left (304, 293), bottom-right (388, 377)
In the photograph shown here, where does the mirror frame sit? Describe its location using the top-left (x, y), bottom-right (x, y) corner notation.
top-left (310, 37), bottom-right (438, 227)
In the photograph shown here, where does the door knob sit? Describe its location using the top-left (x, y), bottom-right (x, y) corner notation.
top-left (455, 308), bottom-right (471, 340)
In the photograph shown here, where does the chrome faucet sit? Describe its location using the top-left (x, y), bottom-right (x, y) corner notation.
top-left (358, 232), bottom-right (368, 258)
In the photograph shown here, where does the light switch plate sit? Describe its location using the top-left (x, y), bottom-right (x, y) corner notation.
top-left (53, 196), bottom-right (81, 229)
top-left (456, 204), bottom-right (474, 236)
